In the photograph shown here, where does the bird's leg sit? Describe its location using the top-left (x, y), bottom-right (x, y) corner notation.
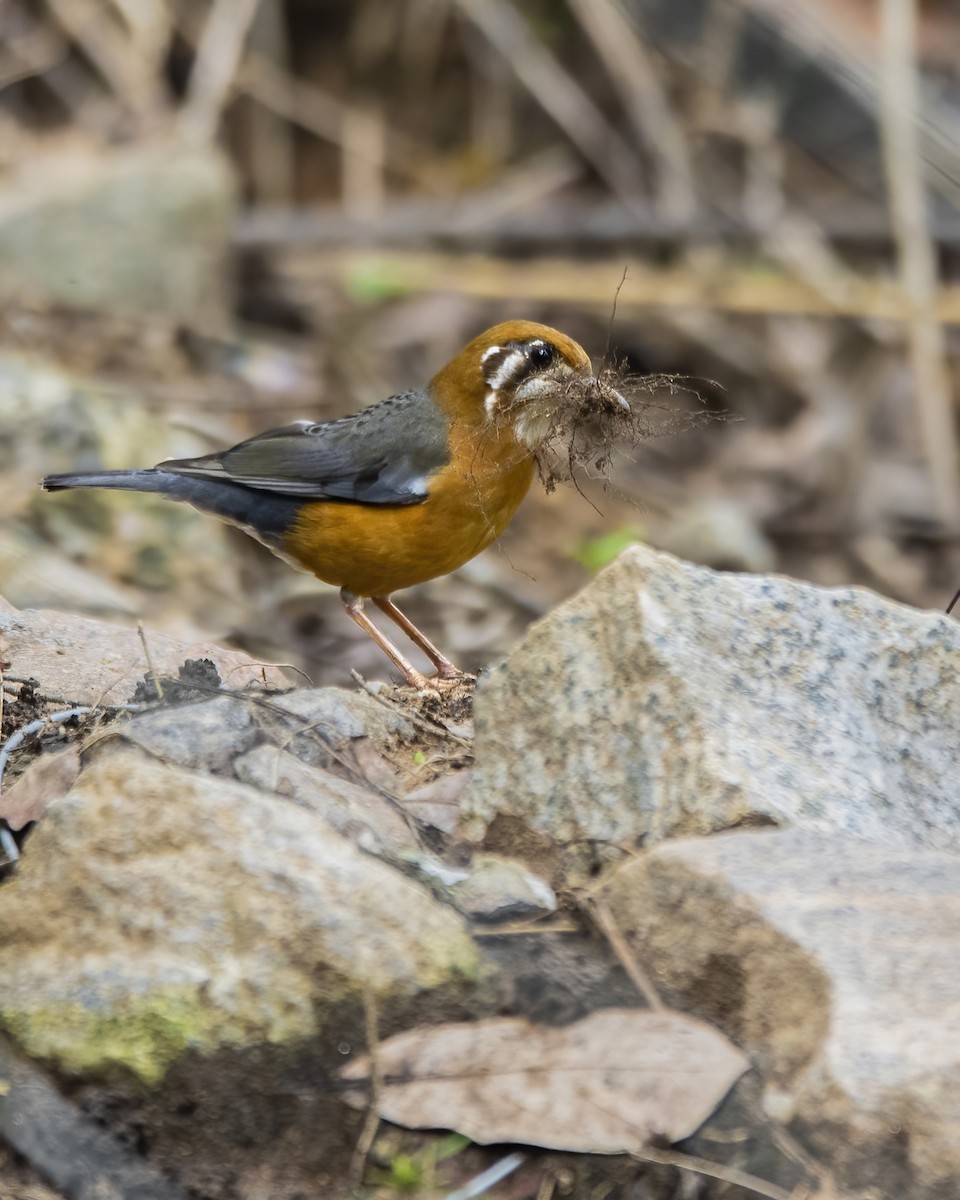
top-left (340, 589), bottom-right (431, 690)
top-left (372, 595), bottom-right (465, 680)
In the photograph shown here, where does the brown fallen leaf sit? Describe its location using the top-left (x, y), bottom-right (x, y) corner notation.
top-left (400, 769), bottom-right (473, 833)
top-left (340, 1008), bottom-right (748, 1152)
top-left (0, 746), bottom-right (81, 830)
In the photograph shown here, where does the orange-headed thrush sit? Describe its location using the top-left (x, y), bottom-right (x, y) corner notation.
top-left (43, 321), bottom-right (595, 688)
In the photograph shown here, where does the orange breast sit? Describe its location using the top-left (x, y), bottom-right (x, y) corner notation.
top-left (281, 440), bottom-right (536, 597)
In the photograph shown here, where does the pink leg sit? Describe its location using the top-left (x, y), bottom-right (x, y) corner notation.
top-left (372, 595), bottom-right (465, 680)
top-left (340, 590), bottom-right (431, 689)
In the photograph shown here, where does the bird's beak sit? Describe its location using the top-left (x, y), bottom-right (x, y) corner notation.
top-left (510, 362), bottom-right (629, 414)
top-left (586, 373), bottom-right (630, 411)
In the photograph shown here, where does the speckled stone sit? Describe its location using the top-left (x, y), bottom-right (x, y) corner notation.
top-left (0, 603), bottom-right (286, 707)
top-left (603, 828), bottom-right (960, 1195)
top-left (463, 546), bottom-right (960, 860)
top-left (118, 696), bottom-right (259, 773)
top-left (0, 746), bottom-right (478, 1085)
top-left (234, 744), bottom-right (418, 859)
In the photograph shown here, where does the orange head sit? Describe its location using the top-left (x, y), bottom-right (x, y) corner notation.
top-left (428, 320), bottom-right (595, 447)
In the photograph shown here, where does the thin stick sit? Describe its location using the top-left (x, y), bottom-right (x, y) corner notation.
top-left (581, 895), bottom-right (664, 1011)
top-left (179, 0), bottom-right (262, 145)
top-left (605, 265), bottom-right (629, 366)
top-left (0, 22), bottom-right (68, 90)
top-left (567, 0), bottom-right (695, 220)
top-left (535, 1171), bottom-right (557, 1200)
top-left (137, 621), bottom-right (164, 702)
top-left (43, 0), bottom-right (164, 122)
top-left (341, 102), bottom-right (385, 222)
top-left (349, 986), bottom-right (383, 1190)
top-left (237, 50), bottom-right (435, 188)
top-left (442, 1152), bottom-right (525, 1200)
top-left (311, 247), bottom-right (960, 323)
top-left (630, 1146), bottom-right (793, 1200)
top-left (453, 0), bottom-right (645, 212)
top-left (246, 0), bottom-right (296, 205)
top-left (879, 0), bottom-right (960, 526)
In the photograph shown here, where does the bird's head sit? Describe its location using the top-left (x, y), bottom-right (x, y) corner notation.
top-left (430, 320), bottom-right (603, 449)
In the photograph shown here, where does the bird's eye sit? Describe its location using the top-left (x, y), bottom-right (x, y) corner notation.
top-left (528, 342), bottom-right (554, 367)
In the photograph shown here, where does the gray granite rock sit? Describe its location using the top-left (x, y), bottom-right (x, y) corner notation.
top-left (0, 145), bottom-right (234, 325)
top-left (120, 696), bottom-right (260, 773)
top-left (463, 546), bottom-right (960, 865)
top-left (256, 687), bottom-right (413, 769)
top-left (603, 828), bottom-right (960, 1197)
top-left (234, 744), bottom-right (418, 858)
top-left (0, 747), bottom-right (478, 1085)
top-left (0, 601), bottom-right (287, 706)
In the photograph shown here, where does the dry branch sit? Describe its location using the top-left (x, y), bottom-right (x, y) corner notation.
top-left (630, 1145), bottom-right (794, 1200)
top-left (879, 0), bottom-right (960, 526)
top-left (0, 1033), bottom-right (186, 1200)
top-left (453, 0), bottom-right (648, 212)
top-left (291, 248), bottom-right (960, 324)
top-left (235, 49), bottom-right (436, 188)
top-left (179, 0), bottom-right (262, 145)
top-left (567, 0), bottom-right (696, 219)
top-left (43, 0), bottom-right (166, 123)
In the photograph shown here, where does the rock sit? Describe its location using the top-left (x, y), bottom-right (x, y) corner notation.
top-left (0, 602), bottom-right (287, 705)
top-left (258, 687), bottom-right (413, 770)
top-left (463, 546), bottom-right (960, 868)
top-left (234, 745), bottom-right (418, 858)
top-left (0, 348), bottom-right (255, 627)
top-left (602, 828), bottom-right (960, 1197)
top-left (0, 523), bottom-right (141, 617)
top-left (0, 143), bottom-right (234, 326)
top-left (119, 697), bottom-right (260, 774)
top-left (0, 747), bottom-right (478, 1085)
top-left (448, 855), bottom-right (557, 923)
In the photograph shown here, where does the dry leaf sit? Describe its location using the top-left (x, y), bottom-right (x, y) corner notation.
top-left (340, 1008), bottom-right (748, 1152)
top-left (0, 746), bottom-right (81, 830)
top-left (401, 769), bottom-right (473, 833)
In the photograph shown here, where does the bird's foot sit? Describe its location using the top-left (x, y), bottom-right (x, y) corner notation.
top-left (401, 669), bottom-right (476, 696)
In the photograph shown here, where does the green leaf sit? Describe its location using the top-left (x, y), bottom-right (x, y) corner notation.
top-left (570, 527), bottom-right (646, 573)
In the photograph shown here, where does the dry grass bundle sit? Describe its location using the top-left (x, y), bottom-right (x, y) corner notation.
top-left (516, 363), bottom-right (725, 493)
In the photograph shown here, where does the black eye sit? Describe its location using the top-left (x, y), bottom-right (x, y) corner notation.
top-left (528, 342), bottom-right (553, 367)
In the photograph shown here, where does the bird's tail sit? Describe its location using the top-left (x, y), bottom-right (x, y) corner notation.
top-left (41, 467), bottom-right (302, 538)
top-left (42, 469), bottom-right (164, 493)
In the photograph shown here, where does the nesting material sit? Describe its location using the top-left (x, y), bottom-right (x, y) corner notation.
top-left (515, 365), bottom-right (722, 493)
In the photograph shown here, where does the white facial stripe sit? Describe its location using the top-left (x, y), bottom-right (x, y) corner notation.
top-left (484, 390), bottom-right (498, 415)
top-left (481, 344), bottom-right (502, 363)
top-left (487, 349), bottom-right (527, 392)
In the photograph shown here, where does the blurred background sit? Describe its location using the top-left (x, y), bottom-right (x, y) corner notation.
top-left (1, 0), bottom-right (959, 686)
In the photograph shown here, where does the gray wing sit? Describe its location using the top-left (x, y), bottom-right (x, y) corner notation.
top-left (160, 389), bottom-right (450, 506)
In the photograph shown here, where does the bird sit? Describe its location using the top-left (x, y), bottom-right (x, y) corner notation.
top-left (43, 320), bottom-right (597, 690)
